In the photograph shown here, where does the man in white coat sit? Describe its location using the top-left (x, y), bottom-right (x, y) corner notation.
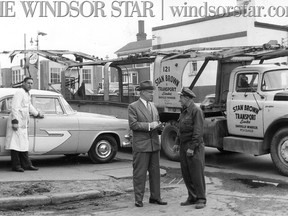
top-left (5, 77), bottom-right (44, 172)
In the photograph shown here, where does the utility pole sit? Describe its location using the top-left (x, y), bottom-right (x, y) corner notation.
top-left (35, 31), bottom-right (47, 89)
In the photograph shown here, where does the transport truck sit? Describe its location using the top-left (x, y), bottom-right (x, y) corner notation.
top-left (152, 43), bottom-right (288, 176)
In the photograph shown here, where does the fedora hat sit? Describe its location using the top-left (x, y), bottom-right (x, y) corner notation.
top-left (136, 80), bottom-right (155, 91)
top-left (178, 87), bottom-right (196, 98)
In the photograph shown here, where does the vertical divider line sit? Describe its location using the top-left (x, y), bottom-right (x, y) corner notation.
top-left (162, 0), bottom-right (164, 20)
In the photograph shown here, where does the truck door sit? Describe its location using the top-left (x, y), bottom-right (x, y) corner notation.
top-left (227, 72), bottom-right (264, 138)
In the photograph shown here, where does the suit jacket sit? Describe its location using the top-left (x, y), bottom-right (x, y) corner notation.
top-left (128, 99), bottom-right (161, 152)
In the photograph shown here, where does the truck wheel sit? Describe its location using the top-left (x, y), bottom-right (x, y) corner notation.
top-left (88, 135), bottom-right (118, 163)
top-left (270, 128), bottom-right (288, 176)
top-left (161, 121), bottom-right (180, 161)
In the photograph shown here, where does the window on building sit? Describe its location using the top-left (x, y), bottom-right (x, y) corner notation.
top-left (132, 72), bottom-right (138, 84)
top-left (122, 71), bottom-right (138, 84)
top-left (12, 70), bottom-right (23, 84)
top-left (50, 68), bottom-right (61, 84)
top-left (82, 69), bottom-right (92, 84)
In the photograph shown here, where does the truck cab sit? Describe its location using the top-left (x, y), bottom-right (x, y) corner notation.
top-left (210, 64), bottom-right (288, 176)
top-left (227, 64), bottom-right (288, 138)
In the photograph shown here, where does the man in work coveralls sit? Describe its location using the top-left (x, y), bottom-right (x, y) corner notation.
top-left (173, 87), bottom-right (206, 209)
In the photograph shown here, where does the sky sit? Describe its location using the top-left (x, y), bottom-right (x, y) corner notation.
top-left (0, 0), bottom-right (288, 68)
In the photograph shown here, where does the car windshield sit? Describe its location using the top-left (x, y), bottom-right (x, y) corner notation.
top-left (262, 69), bottom-right (288, 91)
top-left (60, 96), bottom-right (76, 114)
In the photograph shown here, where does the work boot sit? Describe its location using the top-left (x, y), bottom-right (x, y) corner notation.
top-left (180, 199), bottom-right (196, 206)
top-left (25, 166), bottom-right (39, 171)
top-left (12, 167), bottom-right (24, 172)
top-left (195, 202), bottom-right (206, 209)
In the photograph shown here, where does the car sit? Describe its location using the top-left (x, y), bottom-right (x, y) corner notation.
top-left (0, 88), bottom-right (131, 163)
top-left (200, 93), bottom-right (215, 110)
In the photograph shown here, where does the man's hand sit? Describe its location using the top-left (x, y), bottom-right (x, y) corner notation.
top-left (173, 145), bottom-right (180, 152)
top-left (12, 124), bottom-right (19, 131)
top-left (150, 121), bottom-right (161, 130)
top-left (37, 111), bottom-right (44, 119)
top-left (186, 148), bottom-right (194, 157)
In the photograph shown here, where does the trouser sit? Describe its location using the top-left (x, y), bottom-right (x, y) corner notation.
top-left (10, 150), bottom-right (33, 169)
top-left (180, 145), bottom-right (206, 203)
top-left (132, 151), bottom-right (161, 202)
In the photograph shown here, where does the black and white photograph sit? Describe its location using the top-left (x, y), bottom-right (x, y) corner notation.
top-left (1, 0), bottom-right (288, 215)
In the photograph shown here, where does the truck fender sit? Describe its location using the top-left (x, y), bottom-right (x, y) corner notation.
top-left (263, 115), bottom-right (288, 150)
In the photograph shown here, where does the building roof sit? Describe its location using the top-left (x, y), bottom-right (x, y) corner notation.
top-left (153, 12), bottom-right (288, 32)
top-left (115, 39), bottom-right (152, 56)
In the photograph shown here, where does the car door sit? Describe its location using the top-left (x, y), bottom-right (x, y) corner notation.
top-left (0, 96), bottom-right (12, 154)
top-left (31, 95), bottom-right (79, 154)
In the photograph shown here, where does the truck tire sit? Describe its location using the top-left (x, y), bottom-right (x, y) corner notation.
top-left (161, 121), bottom-right (180, 161)
top-left (88, 135), bottom-right (118, 163)
top-left (270, 128), bottom-right (288, 176)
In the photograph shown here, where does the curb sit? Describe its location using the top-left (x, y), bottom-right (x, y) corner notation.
top-left (0, 169), bottom-right (167, 209)
top-left (0, 189), bottom-right (123, 209)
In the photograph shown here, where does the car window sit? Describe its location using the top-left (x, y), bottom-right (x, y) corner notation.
top-left (34, 97), bottom-right (64, 114)
top-left (0, 97), bottom-right (12, 114)
top-left (59, 96), bottom-right (75, 114)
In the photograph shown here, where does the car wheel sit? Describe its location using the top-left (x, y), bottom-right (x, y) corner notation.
top-left (270, 128), bottom-right (288, 176)
top-left (161, 121), bottom-right (180, 161)
top-left (88, 135), bottom-right (118, 163)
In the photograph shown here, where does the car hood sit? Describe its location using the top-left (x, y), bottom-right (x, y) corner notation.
top-left (75, 111), bottom-right (129, 132)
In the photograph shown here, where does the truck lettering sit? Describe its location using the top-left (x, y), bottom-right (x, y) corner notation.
top-left (163, 66), bottom-right (170, 72)
top-left (247, 125), bottom-right (258, 129)
top-left (162, 92), bottom-right (172, 96)
top-left (165, 75), bottom-right (180, 87)
top-left (233, 104), bottom-right (259, 114)
top-left (244, 105), bottom-right (259, 114)
top-left (235, 113), bottom-right (256, 120)
top-left (233, 105), bottom-right (243, 112)
top-left (158, 87), bottom-right (176, 91)
top-left (155, 75), bottom-right (165, 86)
top-left (240, 119), bottom-right (251, 124)
top-left (240, 128), bottom-right (253, 133)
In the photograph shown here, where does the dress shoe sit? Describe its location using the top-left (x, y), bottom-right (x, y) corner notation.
top-left (12, 167), bottom-right (24, 172)
top-left (149, 198), bottom-right (167, 205)
top-left (180, 199), bottom-right (197, 206)
top-left (195, 202), bottom-right (206, 209)
top-left (25, 166), bottom-right (39, 171)
top-left (135, 201), bottom-right (143, 207)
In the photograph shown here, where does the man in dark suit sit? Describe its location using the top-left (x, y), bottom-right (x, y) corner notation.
top-left (128, 80), bottom-right (167, 207)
